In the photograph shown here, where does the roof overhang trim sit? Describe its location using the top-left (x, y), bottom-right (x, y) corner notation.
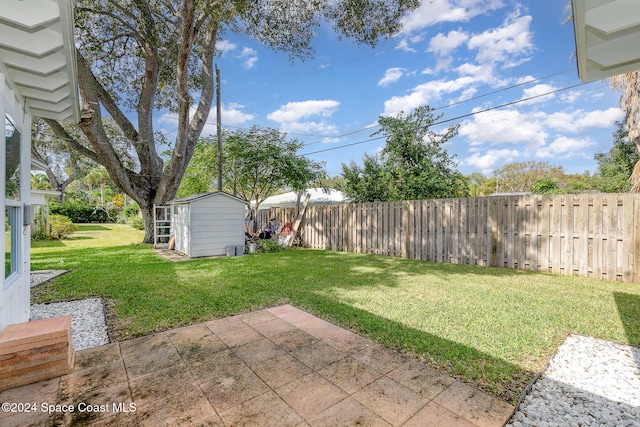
top-left (0, 0), bottom-right (79, 122)
top-left (572, 0), bottom-right (640, 83)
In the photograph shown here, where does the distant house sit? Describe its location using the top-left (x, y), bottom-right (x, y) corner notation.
top-left (1, 0), bottom-right (79, 331)
top-left (168, 192), bottom-right (248, 258)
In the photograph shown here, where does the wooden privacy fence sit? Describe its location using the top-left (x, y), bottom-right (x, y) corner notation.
top-left (258, 194), bottom-right (640, 283)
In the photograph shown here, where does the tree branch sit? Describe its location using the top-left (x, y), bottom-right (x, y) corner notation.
top-left (43, 119), bottom-right (101, 164)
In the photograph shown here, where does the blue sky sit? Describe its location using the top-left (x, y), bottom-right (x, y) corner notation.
top-left (157, 0), bottom-right (624, 178)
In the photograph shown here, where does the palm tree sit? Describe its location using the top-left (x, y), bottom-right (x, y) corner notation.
top-left (611, 71), bottom-right (640, 191)
top-left (31, 173), bottom-right (53, 191)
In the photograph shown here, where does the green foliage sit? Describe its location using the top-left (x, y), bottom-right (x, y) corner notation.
top-left (123, 203), bottom-right (140, 219)
top-left (467, 173), bottom-right (494, 196)
top-left (31, 231), bottom-right (49, 241)
top-left (592, 121), bottom-right (640, 192)
top-left (176, 140), bottom-right (219, 198)
top-left (342, 106), bottom-right (468, 202)
top-left (494, 161), bottom-right (565, 193)
top-left (49, 199), bottom-right (109, 223)
top-left (178, 128), bottom-right (328, 209)
top-left (117, 203), bottom-right (143, 229)
top-left (49, 214), bottom-right (77, 239)
top-left (259, 239), bottom-right (286, 253)
top-left (128, 216), bottom-right (145, 230)
top-left (530, 176), bottom-right (562, 194)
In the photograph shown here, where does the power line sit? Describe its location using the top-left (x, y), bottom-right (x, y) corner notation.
top-left (299, 80), bottom-right (605, 157)
top-left (157, 69), bottom-right (577, 143)
top-left (298, 68), bottom-right (575, 147)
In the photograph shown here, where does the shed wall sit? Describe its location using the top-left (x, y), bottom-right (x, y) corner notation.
top-left (171, 204), bottom-right (190, 255)
top-left (189, 196), bottom-right (245, 257)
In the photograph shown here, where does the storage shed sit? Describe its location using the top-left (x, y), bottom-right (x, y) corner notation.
top-left (168, 192), bottom-right (248, 258)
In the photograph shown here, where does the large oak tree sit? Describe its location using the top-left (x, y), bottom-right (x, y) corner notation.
top-left (44, 0), bottom-right (419, 242)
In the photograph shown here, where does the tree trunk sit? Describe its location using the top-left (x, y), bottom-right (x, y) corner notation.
top-left (140, 203), bottom-right (156, 244)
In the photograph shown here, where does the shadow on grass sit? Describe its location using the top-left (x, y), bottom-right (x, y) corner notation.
top-left (30, 239), bottom-right (66, 248)
top-left (29, 246), bottom-right (537, 403)
top-left (614, 292), bottom-right (640, 371)
top-left (76, 224), bottom-right (111, 231)
top-left (290, 292), bottom-right (533, 404)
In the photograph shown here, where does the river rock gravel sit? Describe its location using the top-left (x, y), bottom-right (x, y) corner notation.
top-left (507, 334), bottom-right (640, 427)
top-left (30, 298), bottom-right (110, 351)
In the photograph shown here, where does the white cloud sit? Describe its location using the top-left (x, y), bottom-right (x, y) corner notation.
top-left (465, 148), bottom-right (520, 173)
top-left (395, 39), bottom-right (417, 52)
top-left (267, 100), bottom-right (340, 134)
top-left (536, 136), bottom-right (595, 159)
top-left (400, 0), bottom-right (505, 34)
top-left (397, 0), bottom-right (504, 51)
top-left (519, 83), bottom-right (557, 105)
top-left (545, 108), bottom-right (624, 133)
top-left (378, 68), bottom-right (406, 87)
top-left (238, 47), bottom-right (258, 69)
top-left (243, 56), bottom-right (258, 70)
top-left (216, 40), bottom-right (237, 56)
top-left (158, 103), bottom-right (254, 137)
top-left (560, 91), bottom-right (582, 104)
top-left (428, 30), bottom-right (469, 56)
top-left (467, 13), bottom-right (533, 65)
top-left (458, 109), bottom-right (548, 147)
top-left (279, 121), bottom-right (339, 135)
top-left (382, 63), bottom-right (498, 115)
top-left (268, 100), bottom-right (339, 122)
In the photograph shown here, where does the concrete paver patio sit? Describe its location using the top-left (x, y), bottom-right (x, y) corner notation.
top-left (0, 305), bottom-right (514, 426)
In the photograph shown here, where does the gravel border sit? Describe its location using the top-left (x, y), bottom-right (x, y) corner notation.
top-left (30, 298), bottom-right (110, 351)
top-left (507, 334), bottom-right (640, 426)
top-left (30, 270), bottom-right (69, 288)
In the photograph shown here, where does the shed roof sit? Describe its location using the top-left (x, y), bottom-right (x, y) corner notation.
top-left (0, 0), bottom-right (79, 121)
top-left (572, 0), bottom-right (640, 82)
top-left (168, 191), bottom-right (249, 205)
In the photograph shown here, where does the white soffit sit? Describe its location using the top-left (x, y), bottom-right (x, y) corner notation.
top-left (0, 0), bottom-right (79, 122)
top-left (573, 0), bottom-right (640, 83)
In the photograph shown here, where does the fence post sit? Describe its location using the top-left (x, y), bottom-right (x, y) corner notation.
top-left (403, 201), bottom-right (410, 258)
top-left (634, 196), bottom-right (640, 283)
top-left (343, 204), bottom-right (349, 252)
top-left (489, 198), bottom-right (499, 267)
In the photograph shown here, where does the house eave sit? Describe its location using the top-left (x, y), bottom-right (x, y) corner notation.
top-left (0, 0), bottom-right (80, 122)
top-left (572, 0), bottom-right (640, 83)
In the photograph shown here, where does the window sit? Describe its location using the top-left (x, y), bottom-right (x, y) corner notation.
top-left (4, 116), bottom-right (21, 280)
top-left (5, 206), bottom-right (20, 277)
top-left (5, 116), bottom-right (21, 200)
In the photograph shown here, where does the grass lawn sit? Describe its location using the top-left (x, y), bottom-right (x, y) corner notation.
top-left (31, 224), bottom-right (640, 403)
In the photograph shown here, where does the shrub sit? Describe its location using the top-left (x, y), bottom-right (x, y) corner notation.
top-left (123, 203), bottom-right (140, 219)
top-left (129, 216), bottom-right (144, 230)
top-left (260, 239), bottom-right (285, 253)
top-left (31, 231), bottom-right (49, 241)
top-left (49, 199), bottom-right (108, 222)
top-left (50, 214), bottom-right (77, 239)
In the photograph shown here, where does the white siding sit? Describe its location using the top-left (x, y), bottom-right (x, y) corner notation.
top-left (171, 204), bottom-right (191, 255)
top-left (190, 195), bottom-right (245, 257)
top-left (1, 72), bottom-right (32, 331)
top-left (171, 193), bottom-right (246, 258)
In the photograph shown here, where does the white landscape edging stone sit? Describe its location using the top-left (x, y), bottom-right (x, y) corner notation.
top-left (30, 298), bottom-right (110, 351)
top-left (508, 334), bottom-right (640, 427)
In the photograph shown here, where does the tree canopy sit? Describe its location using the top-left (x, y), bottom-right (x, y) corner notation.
top-left (44, 0), bottom-right (420, 242)
top-left (178, 127), bottom-right (326, 212)
top-left (592, 121), bottom-right (640, 192)
top-left (341, 106), bottom-right (468, 202)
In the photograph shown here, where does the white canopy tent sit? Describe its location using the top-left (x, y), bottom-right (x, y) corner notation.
top-left (255, 188), bottom-right (350, 209)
